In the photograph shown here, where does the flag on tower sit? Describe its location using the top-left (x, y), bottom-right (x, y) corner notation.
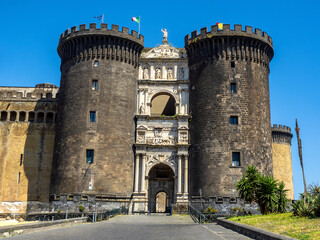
top-left (216, 22), bottom-right (223, 30)
top-left (94, 14), bottom-right (104, 23)
top-left (132, 16), bottom-right (141, 35)
top-left (132, 17), bottom-right (140, 24)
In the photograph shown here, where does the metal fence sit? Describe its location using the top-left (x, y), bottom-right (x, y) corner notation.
top-left (26, 207), bottom-right (127, 223)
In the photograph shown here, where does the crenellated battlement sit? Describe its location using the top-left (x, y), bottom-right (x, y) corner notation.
top-left (0, 85), bottom-right (59, 101)
top-left (272, 124), bottom-right (293, 145)
top-left (185, 24), bottom-right (272, 46)
top-left (271, 124), bottom-right (292, 133)
top-left (59, 23), bottom-right (144, 44)
top-left (58, 23), bottom-right (144, 67)
top-left (185, 24), bottom-right (274, 68)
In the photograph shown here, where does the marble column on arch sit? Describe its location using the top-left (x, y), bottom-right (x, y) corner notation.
top-left (134, 154), bottom-right (140, 193)
top-left (184, 154), bottom-right (189, 195)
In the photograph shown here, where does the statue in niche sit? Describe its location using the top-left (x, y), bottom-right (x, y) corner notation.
top-left (143, 67), bottom-right (149, 79)
top-left (139, 103), bottom-right (145, 114)
top-left (167, 68), bottom-right (173, 79)
top-left (161, 28), bottom-right (168, 45)
top-left (155, 68), bottom-right (161, 79)
top-left (179, 67), bottom-right (185, 79)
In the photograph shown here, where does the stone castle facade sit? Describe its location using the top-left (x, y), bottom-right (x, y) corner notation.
top-left (0, 23), bottom-right (293, 214)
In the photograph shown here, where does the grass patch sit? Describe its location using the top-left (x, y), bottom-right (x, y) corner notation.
top-left (228, 213), bottom-right (320, 240)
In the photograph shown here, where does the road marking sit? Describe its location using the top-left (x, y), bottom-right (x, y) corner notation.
top-left (202, 225), bottom-right (227, 240)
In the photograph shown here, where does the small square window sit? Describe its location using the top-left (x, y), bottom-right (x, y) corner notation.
top-left (86, 150), bottom-right (94, 164)
top-left (230, 116), bottom-right (238, 125)
top-left (232, 152), bottom-right (240, 166)
top-left (230, 83), bottom-right (237, 94)
top-left (94, 60), bottom-right (99, 67)
top-left (92, 80), bottom-right (98, 91)
top-left (231, 61), bottom-right (235, 68)
top-left (90, 111), bottom-right (96, 122)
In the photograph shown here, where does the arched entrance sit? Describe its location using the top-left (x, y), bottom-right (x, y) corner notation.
top-left (148, 163), bottom-right (174, 213)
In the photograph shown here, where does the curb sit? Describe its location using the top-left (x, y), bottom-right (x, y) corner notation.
top-left (0, 217), bottom-right (87, 234)
top-left (216, 218), bottom-right (297, 240)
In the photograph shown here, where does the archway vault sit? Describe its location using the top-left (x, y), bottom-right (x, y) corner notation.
top-left (150, 93), bottom-right (176, 116)
top-left (148, 163), bottom-right (175, 213)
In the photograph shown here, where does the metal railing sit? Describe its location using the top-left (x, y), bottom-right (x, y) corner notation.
top-left (26, 207), bottom-right (127, 222)
top-left (188, 204), bottom-right (226, 223)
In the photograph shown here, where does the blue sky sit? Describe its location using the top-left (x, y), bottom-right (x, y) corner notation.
top-left (0, 0), bottom-right (319, 199)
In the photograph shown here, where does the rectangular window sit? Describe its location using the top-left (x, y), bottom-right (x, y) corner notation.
top-left (90, 111), bottom-right (96, 122)
top-left (20, 154), bottom-right (23, 166)
top-left (230, 83), bottom-right (237, 94)
top-left (92, 80), bottom-right (98, 91)
top-left (17, 172), bottom-right (21, 183)
top-left (230, 116), bottom-right (238, 125)
top-left (231, 61), bottom-right (235, 68)
top-left (86, 150), bottom-right (94, 164)
top-left (232, 152), bottom-right (240, 166)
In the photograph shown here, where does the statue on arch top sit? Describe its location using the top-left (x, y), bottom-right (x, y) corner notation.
top-left (161, 28), bottom-right (168, 45)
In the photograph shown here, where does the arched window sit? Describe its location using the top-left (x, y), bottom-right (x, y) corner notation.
top-left (19, 111), bottom-right (26, 121)
top-left (37, 112), bottom-right (44, 123)
top-left (46, 112), bottom-right (54, 123)
top-left (151, 93), bottom-right (176, 116)
top-left (0, 111), bottom-right (7, 121)
top-left (28, 112), bottom-right (35, 122)
top-left (9, 111), bottom-right (17, 121)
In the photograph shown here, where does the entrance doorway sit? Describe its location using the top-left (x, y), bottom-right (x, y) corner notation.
top-left (156, 191), bottom-right (168, 212)
top-left (148, 163), bottom-right (174, 213)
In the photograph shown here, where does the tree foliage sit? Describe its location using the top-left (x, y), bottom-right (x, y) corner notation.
top-left (236, 165), bottom-right (289, 215)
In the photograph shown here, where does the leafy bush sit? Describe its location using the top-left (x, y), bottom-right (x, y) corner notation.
top-left (78, 205), bottom-right (85, 212)
top-left (236, 165), bottom-right (289, 215)
top-left (293, 186), bottom-right (320, 218)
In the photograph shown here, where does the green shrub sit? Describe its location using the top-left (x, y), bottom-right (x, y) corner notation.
top-left (236, 165), bottom-right (289, 215)
top-left (78, 205), bottom-right (85, 212)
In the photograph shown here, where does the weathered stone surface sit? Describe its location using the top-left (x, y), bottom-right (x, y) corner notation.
top-left (51, 25), bottom-right (144, 197)
top-left (0, 86), bottom-right (58, 213)
top-left (185, 25), bottom-right (274, 197)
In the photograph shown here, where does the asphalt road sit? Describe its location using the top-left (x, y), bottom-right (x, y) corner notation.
top-left (9, 215), bottom-right (253, 240)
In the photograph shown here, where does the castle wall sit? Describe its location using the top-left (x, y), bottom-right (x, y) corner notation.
top-left (51, 24), bottom-right (144, 197)
top-left (185, 24), bottom-right (274, 197)
top-left (0, 86), bottom-right (58, 213)
top-left (271, 125), bottom-right (294, 199)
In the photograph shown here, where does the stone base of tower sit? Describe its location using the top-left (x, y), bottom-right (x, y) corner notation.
top-left (131, 192), bottom-right (148, 214)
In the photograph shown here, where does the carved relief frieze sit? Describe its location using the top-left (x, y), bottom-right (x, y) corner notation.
top-left (146, 154), bottom-right (176, 173)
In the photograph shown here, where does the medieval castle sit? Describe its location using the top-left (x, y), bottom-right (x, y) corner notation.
top-left (0, 23), bottom-right (293, 214)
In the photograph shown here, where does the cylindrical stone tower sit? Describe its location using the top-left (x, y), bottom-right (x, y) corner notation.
top-left (51, 23), bottom-right (144, 197)
top-left (185, 24), bottom-right (274, 197)
top-left (272, 124), bottom-right (294, 199)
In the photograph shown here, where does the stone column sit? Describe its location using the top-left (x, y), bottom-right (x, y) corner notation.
top-left (186, 90), bottom-right (189, 114)
top-left (162, 65), bottom-right (166, 79)
top-left (134, 154), bottom-right (140, 193)
top-left (178, 89), bottom-right (182, 115)
top-left (141, 154), bottom-right (146, 193)
top-left (137, 89), bottom-right (140, 114)
top-left (174, 64), bottom-right (178, 79)
top-left (144, 89), bottom-right (148, 115)
top-left (150, 65), bottom-right (155, 80)
top-left (178, 155), bottom-right (182, 194)
top-left (184, 155), bottom-right (188, 194)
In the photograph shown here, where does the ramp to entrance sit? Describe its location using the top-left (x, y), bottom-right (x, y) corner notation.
top-left (13, 215), bottom-right (253, 240)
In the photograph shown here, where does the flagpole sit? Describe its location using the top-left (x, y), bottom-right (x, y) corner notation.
top-left (139, 16), bottom-right (140, 36)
